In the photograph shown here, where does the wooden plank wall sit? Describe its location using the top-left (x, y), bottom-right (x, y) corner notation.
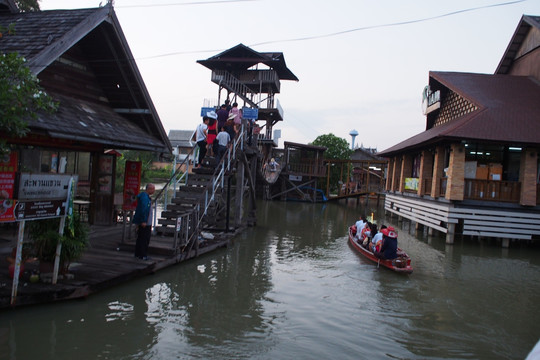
top-left (385, 194), bottom-right (540, 240)
top-left (384, 194), bottom-right (455, 233)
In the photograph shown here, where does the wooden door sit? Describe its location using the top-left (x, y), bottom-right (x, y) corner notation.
top-left (91, 153), bottom-right (116, 225)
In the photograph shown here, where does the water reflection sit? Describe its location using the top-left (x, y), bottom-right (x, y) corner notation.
top-left (1, 199), bottom-right (540, 360)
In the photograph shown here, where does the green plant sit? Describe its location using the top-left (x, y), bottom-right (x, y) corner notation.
top-left (27, 212), bottom-right (89, 273)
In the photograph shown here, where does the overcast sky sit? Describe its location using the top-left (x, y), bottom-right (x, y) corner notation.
top-left (40, 0), bottom-right (540, 151)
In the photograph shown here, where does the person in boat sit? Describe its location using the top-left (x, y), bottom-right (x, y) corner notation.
top-left (375, 226), bottom-right (398, 260)
top-left (360, 221), bottom-right (372, 247)
top-left (354, 215), bottom-right (367, 240)
top-left (371, 224), bottom-right (386, 253)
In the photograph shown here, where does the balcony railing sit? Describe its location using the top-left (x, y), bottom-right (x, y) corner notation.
top-left (288, 162), bottom-right (326, 177)
top-left (464, 179), bottom-right (520, 202)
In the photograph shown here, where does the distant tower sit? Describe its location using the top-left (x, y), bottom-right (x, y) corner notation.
top-left (349, 129), bottom-right (358, 150)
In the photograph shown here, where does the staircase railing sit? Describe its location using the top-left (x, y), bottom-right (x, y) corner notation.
top-left (212, 70), bottom-right (258, 108)
top-left (176, 124), bottom-right (246, 256)
top-left (150, 145), bottom-right (196, 230)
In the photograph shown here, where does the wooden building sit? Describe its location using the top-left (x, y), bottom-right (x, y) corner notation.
top-left (378, 15), bottom-right (540, 246)
top-left (197, 44), bottom-right (299, 161)
top-left (0, 3), bottom-right (171, 225)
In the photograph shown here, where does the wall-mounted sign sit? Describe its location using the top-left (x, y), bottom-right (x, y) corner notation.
top-left (405, 177), bottom-right (419, 191)
top-left (18, 173), bottom-right (73, 200)
top-left (242, 108), bottom-right (259, 120)
top-left (422, 85), bottom-right (441, 115)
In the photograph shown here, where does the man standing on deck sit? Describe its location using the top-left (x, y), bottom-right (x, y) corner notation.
top-left (133, 183), bottom-right (155, 260)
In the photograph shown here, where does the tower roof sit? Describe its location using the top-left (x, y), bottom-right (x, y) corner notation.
top-left (197, 43), bottom-right (298, 81)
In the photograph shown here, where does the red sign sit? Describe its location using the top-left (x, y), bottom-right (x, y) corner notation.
top-left (0, 151), bottom-right (18, 222)
top-left (123, 161), bottom-right (141, 211)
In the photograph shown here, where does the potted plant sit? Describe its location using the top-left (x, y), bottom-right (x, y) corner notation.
top-left (27, 212), bottom-right (89, 275)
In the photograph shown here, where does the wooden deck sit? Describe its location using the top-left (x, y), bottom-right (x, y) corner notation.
top-left (0, 224), bottom-right (238, 309)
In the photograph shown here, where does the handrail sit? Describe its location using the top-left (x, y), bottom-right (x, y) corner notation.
top-left (174, 124), bottom-right (246, 249)
top-left (151, 144), bottom-right (196, 229)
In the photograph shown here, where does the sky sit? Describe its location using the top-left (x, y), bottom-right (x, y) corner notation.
top-left (40, 0), bottom-right (540, 151)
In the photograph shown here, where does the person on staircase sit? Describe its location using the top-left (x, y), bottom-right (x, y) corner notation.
top-left (215, 127), bottom-right (231, 164)
top-left (195, 111), bottom-right (216, 168)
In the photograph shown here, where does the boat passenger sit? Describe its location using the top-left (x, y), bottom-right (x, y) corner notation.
top-left (375, 226), bottom-right (398, 260)
top-left (361, 222), bottom-right (372, 247)
top-left (354, 215), bottom-right (367, 240)
top-left (371, 225), bottom-right (386, 253)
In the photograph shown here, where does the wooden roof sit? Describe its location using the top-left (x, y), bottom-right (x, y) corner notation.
top-left (0, 5), bottom-right (171, 153)
top-left (379, 71), bottom-right (540, 156)
top-left (496, 15), bottom-right (540, 75)
top-left (197, 43), bottom-right (299, 81)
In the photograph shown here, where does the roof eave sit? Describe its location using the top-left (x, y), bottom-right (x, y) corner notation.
top-left (27, 6), bottom-right (111, 75)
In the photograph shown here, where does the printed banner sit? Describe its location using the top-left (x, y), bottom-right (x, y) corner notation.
top-left (123, 161), bottom-right (141, 211)
top-left (0, 151), bottom-right (18, 222)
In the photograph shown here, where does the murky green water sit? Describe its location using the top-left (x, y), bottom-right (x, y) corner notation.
top-left (1, 199), bottom-right (540, 359)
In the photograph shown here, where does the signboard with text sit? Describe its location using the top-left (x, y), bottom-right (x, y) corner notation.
top-left (0, 152), bottom-right (18, 222)
top-left (242, 108), bottom-right (259, 120)
top-left (18, 173), bottom-right (73, 200)
top-left (14, 200), bottom-right (66, 220)
top-left (123, 161), bottom-right (141, 211)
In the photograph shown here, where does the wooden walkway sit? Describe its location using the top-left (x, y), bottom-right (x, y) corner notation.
top-left (0, 224), bottom-right (239, 309)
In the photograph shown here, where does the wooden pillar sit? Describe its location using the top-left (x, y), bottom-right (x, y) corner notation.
top-left (399, 154), bottom-right (413, 193)
top-left (386, 158), bottom-right (394, 191)
top-left (234, 157), bottom-right (245, 226)
top-left (446, 223), bottom-right (455, 244)
top-left (392, 156), bottom-right (401, 192)
top-left (445, 143), bottom-right (465, 201)
top-left (418, 150), bottom-right (433, 196)
top-left (431, 146), bottom-right (445, 198)
top-left (519, 148), bottom-right (538, 206)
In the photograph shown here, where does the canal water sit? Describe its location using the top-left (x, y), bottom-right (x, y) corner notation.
top-left (1, 199), bottom-right (540, 360)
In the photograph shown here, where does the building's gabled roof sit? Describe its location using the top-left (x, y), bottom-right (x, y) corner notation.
top-left (496, 15), bottom-right (540, 75)
top-left (378, 71), bottom-right (540, 156)
top-left (30, 92), bottom-right (167, 152)
top-left (168, 130), bottom-right (194, 148)
top-left (197, 43), bottom-right (299, 81)
top-left (0, 5), bottom-right (172, 153)
top-left (0, 0), bottom-right (18, 13)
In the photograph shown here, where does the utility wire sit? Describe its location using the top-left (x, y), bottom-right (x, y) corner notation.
top-left (250, 0), bottom-right (528, 46)
top-left (134, 0), bottom-right (528, 59)
top-left (116, 0), bottom-right (257, 8)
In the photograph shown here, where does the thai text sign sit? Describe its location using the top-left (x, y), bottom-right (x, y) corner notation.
top-left (0, 151), bottom-right (18, 222)
top-left (14, 200), bottom-right (66, 220)
top-left (123, 161), bottom-right (141, 211)
top-left (18, 173), bottom-right (72, 200)
top-left (242, 108), bottom-right (258, 120)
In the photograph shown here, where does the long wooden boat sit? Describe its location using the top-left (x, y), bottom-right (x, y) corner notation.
top-left (348, 226), bottom-right (413, 274)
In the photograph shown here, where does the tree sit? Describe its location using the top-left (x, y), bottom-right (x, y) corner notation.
top-left (311, 133), bottom-right (352, 160)
top-left (14, 0), bottom-right (40, 12)
top-left (0, 52), bottom-right (57, 154)
top-left (311, 134), bottom-right (353, 194)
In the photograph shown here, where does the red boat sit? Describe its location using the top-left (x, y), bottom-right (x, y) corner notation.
top-left (348, 226), bottom-right (413, 274)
